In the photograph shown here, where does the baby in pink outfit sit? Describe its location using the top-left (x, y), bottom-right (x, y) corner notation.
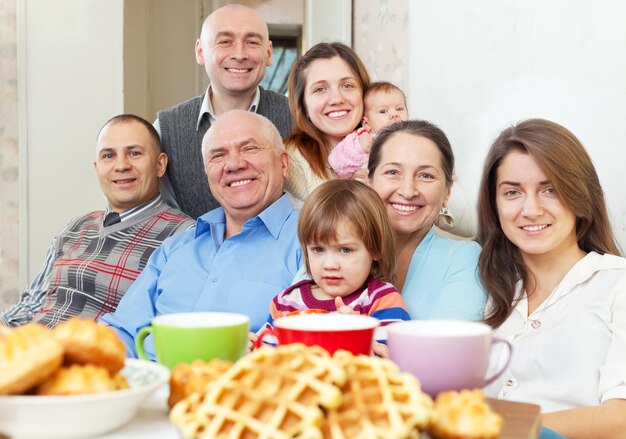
top-left (328, 81), bottom-right (408, 180)
top-left (328, 82), bottom-right (474, 238)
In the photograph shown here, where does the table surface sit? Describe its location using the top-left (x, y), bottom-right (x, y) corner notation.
top-left (86, 388), bottom-right (542, 439)
top-left (488, 398), bottom-right (542, 439)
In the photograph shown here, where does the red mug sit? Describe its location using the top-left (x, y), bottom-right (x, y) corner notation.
top-left (255, 313), bottom-right (379, 355)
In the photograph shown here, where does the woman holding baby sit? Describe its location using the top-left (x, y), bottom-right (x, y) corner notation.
top-left (284, 42), bottom-right (371, 200)
top-left (284, 41), bottom-right (475, 238)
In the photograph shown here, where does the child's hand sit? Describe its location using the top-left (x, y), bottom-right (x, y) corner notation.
top-left (357, 130), bottom-right (373, 154)
top-left (352, 166), bottom-right (369, 182)
top-left (334, 297), bottom-right (358, 314)
top-left (247, 331), bottom-right (258, 352)
top-left (372, 341), bottom-right (389, 358)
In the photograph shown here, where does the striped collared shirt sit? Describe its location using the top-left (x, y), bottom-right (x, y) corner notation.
top-left (103, 194), bottom-right (163, 225)
top-left (198, 85), bottom-right (261, 128)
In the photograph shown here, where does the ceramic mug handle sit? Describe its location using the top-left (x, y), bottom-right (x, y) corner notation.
top-left (254, 328), bottom-right (279, 350)
top-left (135, 326), bottom-right (154, 360)
top-left (484, 337), bottom-right (513, 386)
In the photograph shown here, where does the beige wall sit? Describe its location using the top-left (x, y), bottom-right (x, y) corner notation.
top-left (124, 0), bottom-right (205, 122)
top-left (20, 0), bottom-right (125, 289)
top-left (0, 0), bottom-right (19, 308)
top-left (353, 0), bottom-right (409, 94)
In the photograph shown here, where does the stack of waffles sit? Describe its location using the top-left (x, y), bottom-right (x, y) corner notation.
top-left (169, 343), bottom-right (434, 438)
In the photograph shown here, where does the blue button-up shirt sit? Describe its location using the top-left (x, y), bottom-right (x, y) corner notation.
top-left (99, 194), bottom-right (302, 357)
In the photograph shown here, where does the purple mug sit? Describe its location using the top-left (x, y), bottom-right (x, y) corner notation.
top-left (387, 320), bottom-right (512, 397)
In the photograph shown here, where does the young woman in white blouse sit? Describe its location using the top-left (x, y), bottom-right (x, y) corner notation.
top-left (477, 118), bottom-right (626, 438)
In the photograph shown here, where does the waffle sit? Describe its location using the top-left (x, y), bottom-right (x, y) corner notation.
top-left (0, 323), bottom-right (64, 394)
top-left (36, 364), bottom-right (129, 395)
top-left (169, 358), bottom-right (234, 408)
top-left (323, 350), bottom-right (433, 439)
top-left (53, 317), bottom-right (126, 374)
top-left (170, 343), bottom-right (346, 438)
top-left (429, 389), bottom-right (503, 439)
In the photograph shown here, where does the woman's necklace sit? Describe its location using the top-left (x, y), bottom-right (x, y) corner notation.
top-left (527, 280), bottom-right (564, 329)
top-left (526, 250), bottom-right (586, 329)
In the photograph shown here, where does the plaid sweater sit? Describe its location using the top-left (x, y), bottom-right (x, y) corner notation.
top-left (0, 202), bottom-right (194, 327)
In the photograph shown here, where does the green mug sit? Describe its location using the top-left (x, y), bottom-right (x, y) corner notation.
top-left (135, 312), bottom-right (249, 369)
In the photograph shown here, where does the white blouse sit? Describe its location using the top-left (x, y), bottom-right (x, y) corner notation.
top-left (484, 252), bottom-right (626, 413)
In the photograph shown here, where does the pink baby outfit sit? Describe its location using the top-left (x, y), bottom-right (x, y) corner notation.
top-left (328, 128), bottom-right (369, 179)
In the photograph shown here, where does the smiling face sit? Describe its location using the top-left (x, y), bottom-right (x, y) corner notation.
top-left (94, 121), bottom-right (166, 213)
top-left (495, 150), bottom-right (579, 262)
top-left (362, 89), bottom-right (408, 135)
top-left (303, 56), bottom-right (364, 147)
top-left (196, 5), bottom-right (272, 97)
top-left (369, 132), bottom-right (450, 241)
top-left (203, 112), bottom-right (289, 232)
top-left (307, 217), bottom-right (373, 300)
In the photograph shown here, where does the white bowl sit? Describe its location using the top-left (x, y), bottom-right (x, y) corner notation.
top-left (0, 359), bottom-right (169, 438)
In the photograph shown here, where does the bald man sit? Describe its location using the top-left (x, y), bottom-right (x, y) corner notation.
top-left (101, 111), bottom-right (302, 357)
top-left (0, 115), bottom-right (194, 327)
top-left (155, 4), bottom-right (293, 219)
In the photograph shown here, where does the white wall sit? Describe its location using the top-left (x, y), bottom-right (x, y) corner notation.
top-left (303, 0), bottom-right (351, 49)
top-left (20, 0), bottom-right (125, 283)
top-left (237, 0), bottom-right (303, 25)
top-left (409, 0), bottom-right (626, 249)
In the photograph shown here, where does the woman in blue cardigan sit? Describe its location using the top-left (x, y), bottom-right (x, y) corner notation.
top-left (368, 120), bottom-right (486, 320)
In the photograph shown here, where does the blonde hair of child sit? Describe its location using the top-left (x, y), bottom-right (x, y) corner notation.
top-left (364, 81), bottom-right (407, 107)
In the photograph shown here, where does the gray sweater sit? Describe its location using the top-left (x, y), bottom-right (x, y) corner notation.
top-left (157, 88), bottom-right (293, 219)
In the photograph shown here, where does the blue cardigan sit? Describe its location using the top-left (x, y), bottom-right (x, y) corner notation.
top-left (402, 227), bottom-right (486, 320)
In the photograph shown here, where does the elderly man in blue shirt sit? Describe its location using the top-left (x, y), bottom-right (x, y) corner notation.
top-left (100, 110), bottom-right (302, 357)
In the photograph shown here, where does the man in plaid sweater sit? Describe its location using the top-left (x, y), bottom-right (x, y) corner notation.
top-left (0, 115), bottom-right (194, 327)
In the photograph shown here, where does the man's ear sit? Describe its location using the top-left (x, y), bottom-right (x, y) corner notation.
top-left (156, 153), bottom-right (168, 178)
top-left (195, 39), bottom-right (205, 66)
top-left (280, 150), bottom-right (290, 179)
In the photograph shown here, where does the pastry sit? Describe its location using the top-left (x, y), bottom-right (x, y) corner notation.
top-left (0, 323), bottom-right (64, 395)
top-left (53, 317), bottom-right (125, 374)
top-left (168, 358), bottom-right (233, 408)
top-left (170, 343), bottom-right (346, 438)
top-left (36, 364), bottom-right (129, 395)
top-left (429, 389), bottom-right (503, 439)
top-left (323, 350), bottom-right (433, 439)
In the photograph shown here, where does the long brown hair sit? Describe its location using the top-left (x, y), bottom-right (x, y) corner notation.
top-left (285, 42), bottom-right (370, 178)
top-left (298, 179), bottom-right (396, 284)
top-left (478, 118), bottom-right (621, 328)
